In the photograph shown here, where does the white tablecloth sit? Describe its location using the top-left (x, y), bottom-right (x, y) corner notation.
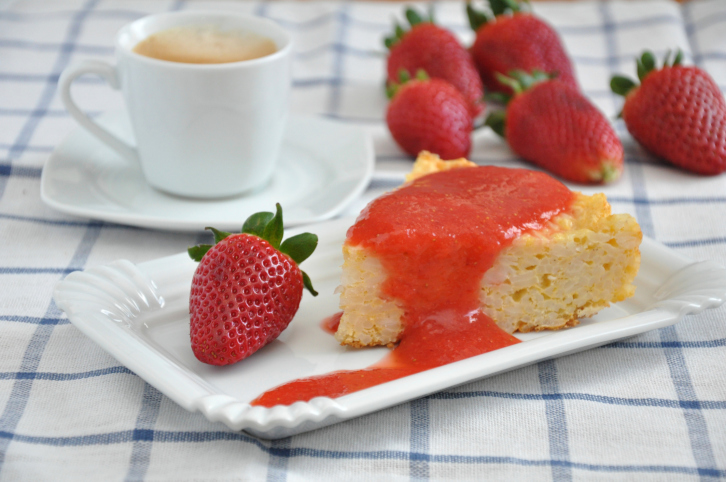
top-left (1, 0), bottom-right (725, 480)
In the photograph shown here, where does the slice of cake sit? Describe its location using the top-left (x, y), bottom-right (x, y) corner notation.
top-left (252, 152), bottom-right (643, 407)
top-left (335, 151), bottom-right (642, 347)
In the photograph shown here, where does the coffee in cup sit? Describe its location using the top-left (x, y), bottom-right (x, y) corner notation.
top-left (132, 26), bottom-right (277, 64)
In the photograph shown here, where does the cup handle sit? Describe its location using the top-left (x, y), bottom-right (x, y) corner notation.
top-left (59, 60), bottom-right (139, 163)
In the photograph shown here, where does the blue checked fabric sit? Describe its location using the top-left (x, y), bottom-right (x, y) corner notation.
top-left (1, 0), bottom-right (726, 480)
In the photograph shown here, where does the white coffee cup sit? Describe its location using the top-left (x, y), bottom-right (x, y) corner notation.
top-left (59, 11), bottom-right (292, 199)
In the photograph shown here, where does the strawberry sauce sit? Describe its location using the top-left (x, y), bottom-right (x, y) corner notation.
top-left (319, 312), bottom-right (343, 335)
top-left (252, 167), bottom-right (574, 407)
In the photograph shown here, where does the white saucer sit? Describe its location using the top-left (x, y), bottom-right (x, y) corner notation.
top-left (41, 112), bottom-right (374, 231)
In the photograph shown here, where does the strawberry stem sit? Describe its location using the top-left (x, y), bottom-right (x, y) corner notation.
top-left (496, 70), bottom-right (552, 94)
top-left (484, 92), bottom-right (512, 105)
top-left (405, 8), bottom-right (423, 26)
top-left (302, 271), bottom-right (318, 297)
top-left (673, 49), bottom-right (683, 66)
top-left (641, 51), bottom-right (656, 71)
top-left (263, 203), bottom-right (284, 249)
top-left (208, 227), bottom-right (231, 244)
top-left (485, 92), bottom-right (512, 105)
top-left (188, 244), bottom-right (212, 262)
top-left (612, 49), bottom-right (685, 100)
top-left (610, 75), bottom-right (637, 97)
top-left (637, 51), bottom-right (656, 81)
top-left (387, 69), bottom-right (429, 99)
top-left (242, 211), bottom-right (274, 237)
top-left (589, 163), bottom-right (622, 184)
top-left (384, 7), bottom-right (434, 50)
top-left (484, 110), bottom-right (507, 138)
top-left (663, 49), bottom-right (672, 67)
top-left (601, 164), bottom-right (622, 183)
top-left (188, 204), bottom-right (320, 296)
top-left (490, 0), bottom-right (522, 16)
top-left (495, 73), bottom-right (523, 94)
top-left (280, 233), bottom-right (318, 265)
top-left (385, 83), bottom-right (398, 100)
top-left (466, 2), bottom-right (492, 31)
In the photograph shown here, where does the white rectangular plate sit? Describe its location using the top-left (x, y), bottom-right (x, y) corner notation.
top-left (54, 217), bottom-right (726, 439)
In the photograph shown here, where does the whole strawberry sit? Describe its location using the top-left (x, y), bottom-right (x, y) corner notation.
top-left (386, 72), bottom-right (473, 160)
top-left (385, 7), bottom-right (484, 118)
top-left (188, 204), bottom-right (318, 366)
top-left (611, 50), bottom-right (726, 175)
top-left (467, 0), bottom-right (577, 95)
top-left (486, 71), bottom-right (623, 183)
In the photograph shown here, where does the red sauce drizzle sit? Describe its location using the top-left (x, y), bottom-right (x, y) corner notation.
top-left (320, 312), bottom-right (343, 334)
top-left (252, 167), bottom-right (574, 407)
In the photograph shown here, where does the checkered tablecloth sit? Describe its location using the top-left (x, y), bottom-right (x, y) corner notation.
top-left (1, 0), bottom-right (726, 480)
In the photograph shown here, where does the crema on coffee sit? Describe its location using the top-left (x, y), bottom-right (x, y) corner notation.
top-left (133, 26), bottom-right (277, 64)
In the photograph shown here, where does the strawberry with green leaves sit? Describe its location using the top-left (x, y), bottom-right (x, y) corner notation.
top-left (486, 71), bottom-right (623, 184)
top-left (611, 50), bottom-right (726, 175)
top-left (385, 7), bottom-right (484, 118)
top-left (386, 70), bottom-right (473, 161)
top-left (188, 204), bottom-right (317, 366)
top-left (467, 0), bottom-right (577, 95)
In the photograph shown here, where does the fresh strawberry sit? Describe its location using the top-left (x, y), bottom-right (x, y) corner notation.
top-left (385, 7), bottom-right (484, 118)
top-left (611, 50), bottom-right (726, 175)
top-left (467, 0), bottom-right (577, 95)
top-left (386, 72), bottom-right (473, 160)
top-left (187, 204), bottom-right (318, 366)
top-left (486, 71), bottom-right (623, 183)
